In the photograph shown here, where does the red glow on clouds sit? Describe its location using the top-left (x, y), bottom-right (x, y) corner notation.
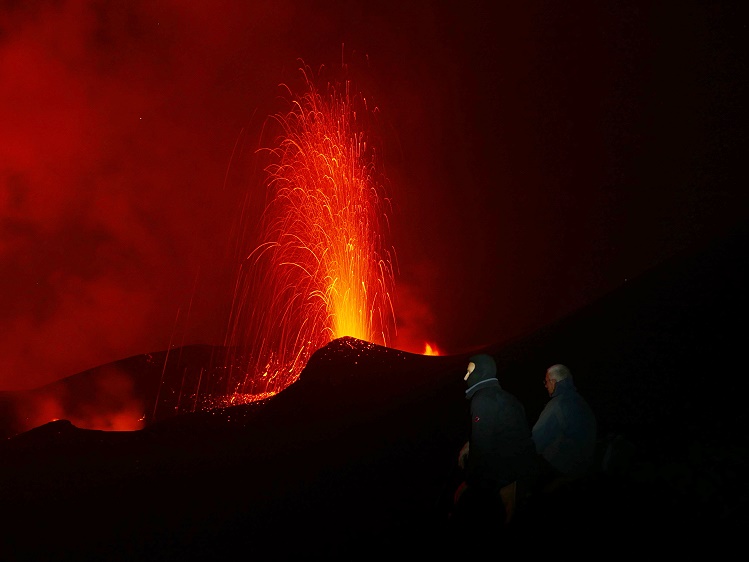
top-left (11, 366), bottom-right (144, 435)
top-left (0, 1), bottom-right (241, 390)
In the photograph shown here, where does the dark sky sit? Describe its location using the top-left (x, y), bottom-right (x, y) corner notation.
top-left (1, 0), bottom-right (746, 390)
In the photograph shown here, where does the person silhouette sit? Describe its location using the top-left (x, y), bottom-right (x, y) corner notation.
top-left (532, 364), bottom-right (598, 492)
top-left (451, 354), bottom-right (540, 533)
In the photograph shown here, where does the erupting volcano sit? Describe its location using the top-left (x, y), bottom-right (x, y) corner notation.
top-left (220, 62), bottom-right (397, 404)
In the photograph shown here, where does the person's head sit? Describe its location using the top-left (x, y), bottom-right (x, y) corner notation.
top-left (544, 364), bottom-right (571, 396)
top-left (464, 354), bottom-right (497, 386)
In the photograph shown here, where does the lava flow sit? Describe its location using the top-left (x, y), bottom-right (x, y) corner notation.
top-left (220, 62), bottom-right (397, 404)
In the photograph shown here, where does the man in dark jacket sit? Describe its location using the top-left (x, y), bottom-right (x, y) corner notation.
top-left (532, 364), bottom-right (597, 490)
top-left (451, 353), bottom-right (540, 532)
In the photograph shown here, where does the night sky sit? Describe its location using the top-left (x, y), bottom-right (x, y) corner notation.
top-left (1, 0), bottom-right (746, 390)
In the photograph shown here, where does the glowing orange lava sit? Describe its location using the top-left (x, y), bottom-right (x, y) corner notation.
top-left (223, 62), bottom-right (396, 400)
top-left (423, 342), bottom-right (441, 356)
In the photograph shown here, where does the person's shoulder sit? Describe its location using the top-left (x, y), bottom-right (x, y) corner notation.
top-left (498, 387), bottom-right (520, 400)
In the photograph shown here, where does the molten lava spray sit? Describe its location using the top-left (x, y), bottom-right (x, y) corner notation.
top-left (222, 62), bottom-right (396, 402)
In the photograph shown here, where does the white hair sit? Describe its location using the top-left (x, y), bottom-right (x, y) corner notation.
top-left (546, 364), bottom-right (572, 382)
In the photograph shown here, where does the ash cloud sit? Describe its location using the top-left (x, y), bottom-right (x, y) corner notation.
top-left (0, 1), bottom-right (299, 389)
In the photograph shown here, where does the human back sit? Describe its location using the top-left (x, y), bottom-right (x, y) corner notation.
top-left (466, 376), bottom-right (539, 492)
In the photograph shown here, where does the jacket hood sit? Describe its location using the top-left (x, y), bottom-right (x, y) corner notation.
top-left (465, 353), bottom-right (498, 387)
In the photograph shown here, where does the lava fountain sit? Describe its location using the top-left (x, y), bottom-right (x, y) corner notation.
top-left (221, 62), bottom-right (397, 403)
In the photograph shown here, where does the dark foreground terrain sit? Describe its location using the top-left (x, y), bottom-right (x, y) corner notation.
top-left (1, 222), bottom-right (747, 560)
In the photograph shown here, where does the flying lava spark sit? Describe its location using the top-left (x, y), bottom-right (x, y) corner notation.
top-left (220, 61), bottom-right (397, 404)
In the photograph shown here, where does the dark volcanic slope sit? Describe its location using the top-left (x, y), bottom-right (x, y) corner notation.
top-left (1, 222), bottom-right (748, 560)
top-left (1, 340), bottom-right (471, 561)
